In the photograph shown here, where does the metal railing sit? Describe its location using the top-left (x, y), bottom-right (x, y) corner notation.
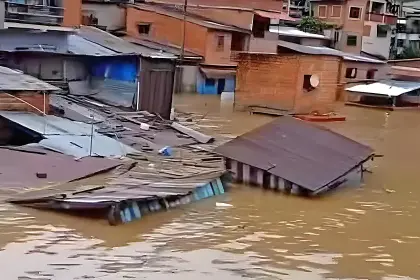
top-left (5, 0), bottom-right (64, 25)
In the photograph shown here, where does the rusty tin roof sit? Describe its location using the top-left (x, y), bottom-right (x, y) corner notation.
top-left (214, 117), bottom-right (374, 192)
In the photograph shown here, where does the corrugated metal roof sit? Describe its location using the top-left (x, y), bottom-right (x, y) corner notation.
top-left (0, 66), bottom-right (60, 91)
top-left (77, 26), bottom-right (177, 59)
top-left (214, 116), bottom-right (373, 192)
top-left (200, 67), bottom-right (236, 78)
top-left (277, 40), bottom-right (386, 64)
top-left (270, 27), bottom-right (327, 39)
top-left (346, 80), bottom-right (420, 97)
top-left (123, 36), bottom-right (202, 59)
top-left (0, 147), bottom-right (120, 193)
top-left (0, 111), bottom-right (138, 158)
top-left (68, 34), bottom-right (118, 56)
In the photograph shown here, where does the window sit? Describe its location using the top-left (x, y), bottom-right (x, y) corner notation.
top-left (347, 35), bottom-right (357, 46)
top-left (396, 23), bottom-right (406, 33)
top-left (318, 5), bottom-right (327, 18)
top-left (349, 7), bottom-right (362, 19)
top-left (303, 75), bottom-right (314, 91)
top-left (205, 78), bottom-right (216, 86)
top-left (366, 69), bottom-right (377, 79)
top-left (345, 68), bottom-right (357, 79)
top-left (216, 35), bottom-right (224, 51)
top-left (397, 39), bottom-right (404, 47)
top-left (363, 25), bottom-right (371, 36)
top-left (331, 5), bottom-right (342, 18)
top-left (377, 25), bottom-right (388, 37)
top-left (334, 30), bottom-right (340, 42)
top-left (137, 23), bottom-right (150, 35)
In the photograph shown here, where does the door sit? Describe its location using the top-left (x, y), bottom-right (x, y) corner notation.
top-left (217, 78), bottom-right (225, 95)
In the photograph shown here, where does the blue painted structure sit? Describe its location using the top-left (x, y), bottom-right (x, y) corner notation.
top-left (197, 73), bottom-right (235, 95)
top-left (90, 57), bottom-right (138, 83)
top-left (110, 177), bottom-right (226, 225)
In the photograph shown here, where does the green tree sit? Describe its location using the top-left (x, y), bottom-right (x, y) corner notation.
top-left (297, 16), bottom-right (334, 34)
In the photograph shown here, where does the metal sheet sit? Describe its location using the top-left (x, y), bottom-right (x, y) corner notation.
top-left (0, 66), bottom-right (60, 91)
top-left (0, 148), bottom-right (120, 193)
top-left (0, 111), bottom-right (138, 158)
top-left (214, 116), bottom-right (373, 192)
top-left (277, 40), bottom-right (385, 64)
top-left (346, 80), bottom-right (420, 97)
top-left (67, 35), bottom-right (118, 56)
top-left (78, 26), bottom-right (176, 59)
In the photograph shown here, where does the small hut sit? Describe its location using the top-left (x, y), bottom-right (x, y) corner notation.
top-left (214, 116), bottom-right (374, 196)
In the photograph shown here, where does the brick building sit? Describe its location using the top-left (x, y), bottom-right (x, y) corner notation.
top-left (312, 0), bottom-right (398, 59)
top-left (126, 3), bottom-right (251, 94)
top-left (234, 40), bottom-right (386, 114)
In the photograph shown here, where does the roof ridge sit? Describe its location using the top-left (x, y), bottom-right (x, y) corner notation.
top-left (129, 2), bottom-right (250, 33)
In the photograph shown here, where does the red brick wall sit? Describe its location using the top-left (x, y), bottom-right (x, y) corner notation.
top-left (126, 7), bottom-right (208, 56)
top-left (0, 92), bottom-right (50, 114)
top-left (234, 53), bottom-right (341, 114)
top-left (187, 7), bottom-right (254, 30)
top-left (62, 0), bottom-right (82, 27)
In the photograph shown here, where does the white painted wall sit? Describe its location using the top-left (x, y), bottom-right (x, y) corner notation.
top-left (362, 21), bottom-right (392, 59)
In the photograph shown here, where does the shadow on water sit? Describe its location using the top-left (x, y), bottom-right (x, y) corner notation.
top-left (0, 94), bottom-right (419, 279)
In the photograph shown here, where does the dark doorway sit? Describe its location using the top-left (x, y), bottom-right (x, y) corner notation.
top-left (217, 79), bottom-right (225, 95)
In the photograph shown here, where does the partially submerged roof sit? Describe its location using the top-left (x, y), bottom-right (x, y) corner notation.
top-left (214, 116), bottom-right (373, 192)
top-left (0, 111), bottom-right (138, 158)
top-left (346, 80), bottom-right (420, 97)
top-left (270, 27), bottom-right (328, 39)
top-left (0, 66), bottom-right (60, 91)
top-left (77, 26), bottom-right (177, 59)
top-left (129, 3), bottom-right (251, 33)
top-left (277, 40), bottom-right (386, 64)
top-left (0, 147), bottom-right (120, 193)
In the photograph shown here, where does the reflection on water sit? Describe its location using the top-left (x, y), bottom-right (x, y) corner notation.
top-left (0, 94), bottom-right (419, 279)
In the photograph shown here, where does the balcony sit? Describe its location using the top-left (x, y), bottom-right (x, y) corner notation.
top-left (365, 12), bottom-right (397, 25)
top-left (5, 0), bottom-right (64, 26)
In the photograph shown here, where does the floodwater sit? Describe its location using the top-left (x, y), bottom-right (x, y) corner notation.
top-left (1, 94), bottom-right (420, 280)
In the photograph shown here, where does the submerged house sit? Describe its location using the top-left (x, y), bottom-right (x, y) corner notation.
top-left (233, 40), bottom-right (386, 114)
top-left (0, 25), bottom-right (177, 118)
top-left (214, 116), bottom-right (374, 196)
top-left (346, 80), bottom-right (420, 107)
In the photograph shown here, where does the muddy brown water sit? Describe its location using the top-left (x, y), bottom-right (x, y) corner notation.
top-left (0, 94), bottom-right (419, 279)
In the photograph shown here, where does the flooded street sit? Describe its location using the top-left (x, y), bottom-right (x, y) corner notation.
top-left (0, 94), bottom-right (419, 280)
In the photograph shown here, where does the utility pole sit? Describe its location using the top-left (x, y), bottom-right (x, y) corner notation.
top-left (173, 0), bottom-right (187, 95)
top-left (180, 0), bottom-right (187, 64)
